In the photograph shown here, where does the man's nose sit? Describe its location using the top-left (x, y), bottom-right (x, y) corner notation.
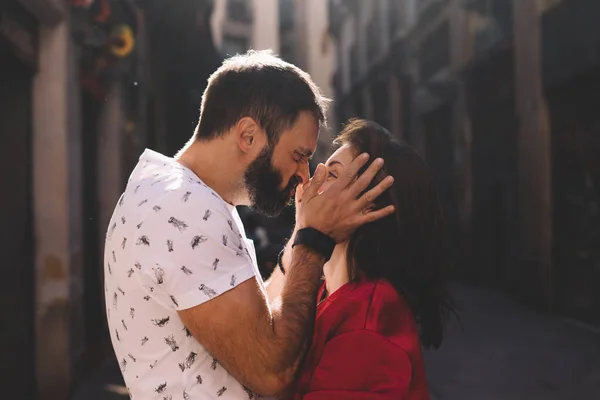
top-left (297, 162), bottom-right (310, 185)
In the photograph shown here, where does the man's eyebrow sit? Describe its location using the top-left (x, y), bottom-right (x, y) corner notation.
top-left (296, 148), bottom-right (314, 159)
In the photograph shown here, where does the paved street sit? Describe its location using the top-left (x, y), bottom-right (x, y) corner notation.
top-left (72, 356), bottom-right (127, 400)
top-left (424, 283), bottom-right (600, 400)
top-left (72, 283), bottom-right (600, 399)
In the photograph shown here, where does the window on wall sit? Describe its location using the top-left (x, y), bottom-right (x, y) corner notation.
top-left (280, 42), bottom-right (295, 64)
top-left (419, 21), bottom-right (450, 81)
top-left (367, 0), bottom-right (381, 60)
top-left (222, 35), bottom-right (248, 56)
top-left (227, 0), bottom-right (252, 23)
top-left (371, 80), bottom-right (391, 129)
top-left (406, 0), bottom-right (418, 28)
top-left (279, 0), bottom-right (294, 32)
top-left (469, 0), bottom-right (514, 54)
top-left (389, 0), bottom-right (401, 38)
top-left (349, 43), bottom-right (359, 83)
top-left (366, 20), bottom-right (381, 60)
top-left (332, 70), bottom-right (342, 100)
top-left (352, 94), bottom-right (364, 118)
top-left (541, 0), bottom-right (564, 12)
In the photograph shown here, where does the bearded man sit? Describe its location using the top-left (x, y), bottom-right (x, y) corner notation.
top-left (103, 50), bottom-right (394, 399)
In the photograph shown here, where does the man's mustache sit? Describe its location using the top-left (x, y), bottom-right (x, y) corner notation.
top-left (284, 176), bottom-right (302, 206)
top-left (285, 176), bottom-right (302, 193)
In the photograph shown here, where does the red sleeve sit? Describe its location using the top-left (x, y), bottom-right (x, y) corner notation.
top-left (303, 330), bottom-right (412, 400)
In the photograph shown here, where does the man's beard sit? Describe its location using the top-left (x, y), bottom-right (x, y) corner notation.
top-left (244, 146), bottom-right (300, 217)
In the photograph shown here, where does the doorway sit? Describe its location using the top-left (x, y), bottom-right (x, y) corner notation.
top-left (0, 27), bottom-right (36, 400)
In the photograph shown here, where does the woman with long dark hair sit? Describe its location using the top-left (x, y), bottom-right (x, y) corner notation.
top-left (289, 119), bottom-right (456, 399)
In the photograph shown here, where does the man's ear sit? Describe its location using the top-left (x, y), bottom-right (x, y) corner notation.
top-left (236, 117), bottom-right (264, 153)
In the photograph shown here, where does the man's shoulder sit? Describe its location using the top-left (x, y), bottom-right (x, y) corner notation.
top-left (133, 170), bottom-right (230, 219)
top-left (129, 181), bottom-right (242, 252)
top-left (160, 180), bottom-right (227, 209)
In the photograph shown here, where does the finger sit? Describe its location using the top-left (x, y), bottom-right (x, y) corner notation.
top-left (360, 205), bottom-right (395, 224)
top-left (348, 157), bottom-right (386, 199)
top-left (361, 204), bottom-right (374, 215)
top-left (333, 152), bottom-right (370, 189)
top-left (301, 163), bottom-right (327, 203)
top-left (358, 175), bottom-right (394, 209)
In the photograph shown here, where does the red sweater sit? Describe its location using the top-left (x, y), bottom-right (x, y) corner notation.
top-left (292, 278), bottom-right (431, 400)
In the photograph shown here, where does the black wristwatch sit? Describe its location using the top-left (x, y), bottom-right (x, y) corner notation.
top-left (292, 228), bottom-right (336, 261)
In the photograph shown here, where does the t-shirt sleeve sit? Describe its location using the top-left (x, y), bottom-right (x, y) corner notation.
top-left (133, 190), bottom-right (257, 311)
top-left (303, 330), bottom-right (412, 400)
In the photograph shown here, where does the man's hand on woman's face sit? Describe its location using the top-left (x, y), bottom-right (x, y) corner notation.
top-left (294, 153), bottom-right (395, 243)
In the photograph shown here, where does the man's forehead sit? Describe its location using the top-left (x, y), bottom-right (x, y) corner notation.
top-left (279, 116), bottom-right (319, 151)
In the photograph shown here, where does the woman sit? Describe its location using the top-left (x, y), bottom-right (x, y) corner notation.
top-left (290, 119), bottom-right (455, 399)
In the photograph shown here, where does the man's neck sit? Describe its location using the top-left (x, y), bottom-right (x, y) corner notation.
top-left (176, 138), bottom-right (244, 205)
top-left (323, 243), bottom-right (350, 297)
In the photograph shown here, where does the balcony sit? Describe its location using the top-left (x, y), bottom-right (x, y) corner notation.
top-left (279, 0), bottom-right (294, 32)
top-left (332, 70), bottom-right (344, 101)
top-left (226, 0), bottom-right (252, 24)
top-left (366, 19), bottom-right (382, 61)
top-left (418, 0), bottom-right (449, 27)
top-left (388, 0), bottom-right (401, 39)
top-left (419, 21), bottom-right (450, 81)
top-left (349, 43), bottom-right (359, 84)
top-left (329, 0), bottom-right (354, 38)
top-left (221, 34), bottom-right (248, 56)
top-left (542, 0), bottom-right (600, 87)
top-left (463, 0), bottom-right (513, 55)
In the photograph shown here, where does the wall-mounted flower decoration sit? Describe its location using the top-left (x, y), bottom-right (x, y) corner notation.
top-left (108, 24), bottom-right (135, 57)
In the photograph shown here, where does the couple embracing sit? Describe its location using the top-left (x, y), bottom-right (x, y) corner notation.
top-left (104, 50), bottom-right (454, 400)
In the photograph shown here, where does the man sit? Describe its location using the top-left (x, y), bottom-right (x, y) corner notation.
top-left (104, 50), bottom-right (394, 399)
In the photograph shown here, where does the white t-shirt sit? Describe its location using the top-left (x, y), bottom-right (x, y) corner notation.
top-left (104, 149), bottom-right (269, 400)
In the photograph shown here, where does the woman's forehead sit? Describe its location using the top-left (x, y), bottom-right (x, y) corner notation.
top-left (327, 144), bottom-right (355, 166)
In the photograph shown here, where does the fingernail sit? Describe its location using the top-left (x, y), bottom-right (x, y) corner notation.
top-left (386, 176), bottom-right (394, 183)
top-left (360, 153), bottom-right (369, 160)
top-left (375, 158), bottom-right (384, 166)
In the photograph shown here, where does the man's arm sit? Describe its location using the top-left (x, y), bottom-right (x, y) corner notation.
top-left (265, 227), bottom-right (296, 302)
top-left (178, 244), bottom-right (324, 396)
top-left (265, 261), bottom-right (285, 304)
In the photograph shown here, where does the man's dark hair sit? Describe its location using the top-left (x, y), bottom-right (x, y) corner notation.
top-left (194, 50), bottom-right (330, 144)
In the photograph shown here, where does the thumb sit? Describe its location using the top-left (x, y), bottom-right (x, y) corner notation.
top-left (312, 163), bottom-right (327, 184)
top-left (302, 164), bottom-right (327, 203)
top-left (295, 182), bottom-right (305, 203)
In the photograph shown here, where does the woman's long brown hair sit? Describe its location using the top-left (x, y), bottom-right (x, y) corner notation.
top-left (333, 119), bottom-right (456, 349)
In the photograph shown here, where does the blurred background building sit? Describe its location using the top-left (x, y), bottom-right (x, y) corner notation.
top-left (1, 0), bottom-right (220, 398)
top-left (211, 0), bottom-right (336, 162)
top-left (1, 0), bottom-right (599, 399)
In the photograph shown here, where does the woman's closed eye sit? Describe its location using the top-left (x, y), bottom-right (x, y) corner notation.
top-left (328, 171), bottom-right (338, 179)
